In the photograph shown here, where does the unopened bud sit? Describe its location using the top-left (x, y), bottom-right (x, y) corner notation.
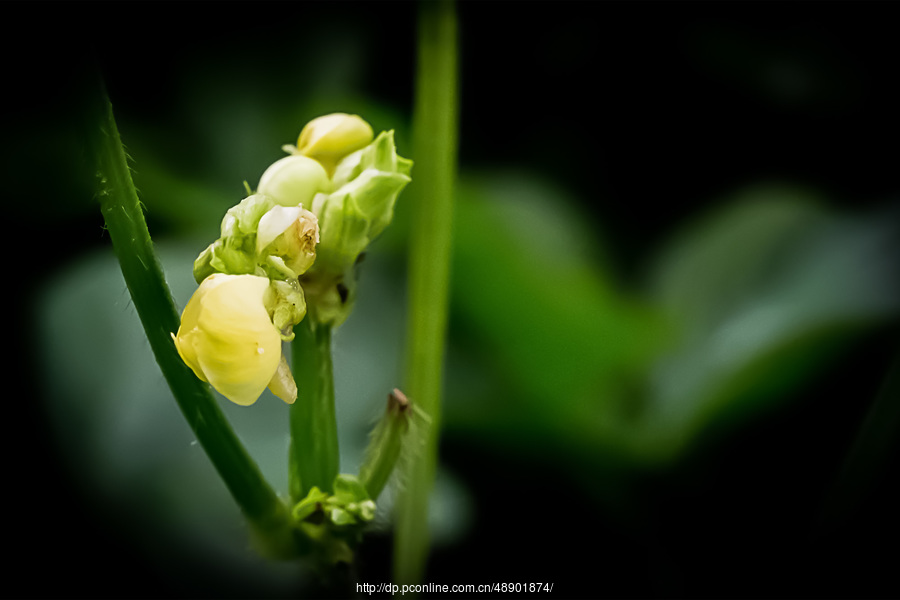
top-left (296, 113), bottom-right (374, 176)
top-left (257, 155), bottom-right (330, 208)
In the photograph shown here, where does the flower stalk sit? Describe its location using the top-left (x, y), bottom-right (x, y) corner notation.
top-left (289, 317), bottom-right (340, 501)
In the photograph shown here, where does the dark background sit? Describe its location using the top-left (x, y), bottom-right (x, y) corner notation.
top-left (5, 2), bottom-right (899, 597)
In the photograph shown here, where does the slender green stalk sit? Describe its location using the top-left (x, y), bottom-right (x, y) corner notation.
top-left (289, 316), bottom-right (340, 501)
top-left (394, 0), bottom-right (459, 585)
top-left (89, 75), bottom-right (298, 558)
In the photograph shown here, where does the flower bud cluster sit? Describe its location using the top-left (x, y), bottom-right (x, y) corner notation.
top-left (271, 116), bottom-right (413, 326)
top-left (172, 114), bottom-right (412, 406)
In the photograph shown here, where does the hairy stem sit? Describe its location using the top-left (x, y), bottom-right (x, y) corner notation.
top-left (394, 0), bottom-right (459, 585)
top-left (90, 75), bottom-right (300, 558)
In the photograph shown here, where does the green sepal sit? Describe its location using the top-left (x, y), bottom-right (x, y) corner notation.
top-left (291, 474), bottom-right (377, 530)
top-left (193, 237), bottom-right (259, 283)
top-left (332, 130), bottom-right (412, 189)
top-left (192, 194), bottom-right (282, 282)
top-left (192, 193), bottom-right (322, 287)
top-left (301, 131), bottom-right (412, 326)
top-left (221, 193), bottom-right (278, 238)
top-left (332, 473), bottom-right (370, 504)
top-left (292, 486), bottom-right (329, 522)
top-left (192, 242), bottom-right (217, 283)
top-left (330, 507), bottom-right (355, 527)
top-left (311, 131), bottom-right (412, 277)
top-left (302, 271), bottom-right (355, 327)
top-left (264, 278), bottom-right (307, 340)
top-left (262, 255), bottom-right (296, 282)
top-left (313, 193), bottom-right (371, 276)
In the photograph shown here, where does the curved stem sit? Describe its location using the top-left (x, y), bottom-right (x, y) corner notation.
top-left (89, 73), bottom-right (298, 558)
top-left (394, 0), bottom-right (459, 586)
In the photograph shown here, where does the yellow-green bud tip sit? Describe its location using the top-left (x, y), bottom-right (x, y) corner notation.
top-left (296, 113), bottom-right (374, 176)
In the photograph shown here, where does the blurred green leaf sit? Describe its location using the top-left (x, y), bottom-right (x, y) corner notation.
top-left (444, 178), bottom-right (900, 470)
top-left (649, 186), bottom-right (826, 334)
top-left (643, 184), bottom-right (900, 457)
top-left (444, 171), bottom-right (672, 461)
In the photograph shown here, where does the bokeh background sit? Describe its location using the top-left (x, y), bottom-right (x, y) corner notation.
top-left (7, 2), bottom-right (900, 597)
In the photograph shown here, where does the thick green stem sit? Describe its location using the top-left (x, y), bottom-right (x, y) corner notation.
top-left (290, 316), bottom-right (340, 501)
top-left (89, 75), bottom-right (298, 558)
top-left (394, 0), bottom-right (459, 585)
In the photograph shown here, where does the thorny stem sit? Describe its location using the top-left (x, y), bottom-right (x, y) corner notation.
top-left (90, 72), bottom-right (299, 558)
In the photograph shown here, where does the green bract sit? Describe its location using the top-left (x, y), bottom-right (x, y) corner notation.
top-left (321, 130), bottom-right (413, 268)
top-left (193, 193), bottom-right (276, 281)
top-left (292, 474), bottom-right (376, 527)
top-left (265, 279), bottom-right (307, 339)
top-left (303, 130), bottom-right (413, 325)
top-left (193, 194), bottom-right (321, 283)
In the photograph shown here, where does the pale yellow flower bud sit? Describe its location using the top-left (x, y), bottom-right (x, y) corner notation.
top-left (296, 113), bottom-right (374, 176)
top-left (171, 273), bottom-right (296, 406)
top-left (257, 155), bottom-right (329, 208)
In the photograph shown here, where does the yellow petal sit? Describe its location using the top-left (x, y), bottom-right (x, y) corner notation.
top-left (171, 330), bottom-right (207, 383)
top-left (173, 274), bottom-right (282, 406)
top-left (171, 275), bottom-right (209, 376)
top-left (267, 353), bottom-right (297, 404)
